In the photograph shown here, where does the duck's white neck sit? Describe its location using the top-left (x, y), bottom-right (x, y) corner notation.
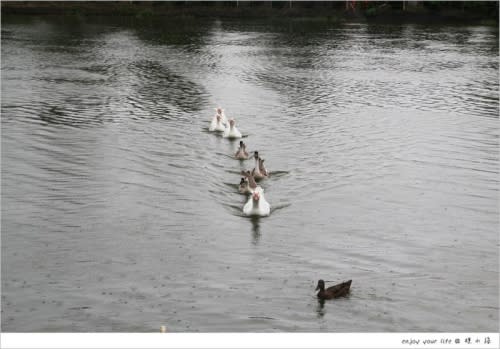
top-left (252, 197), bottom-right (260, 207)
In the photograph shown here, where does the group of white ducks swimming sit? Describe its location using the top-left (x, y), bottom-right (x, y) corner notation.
top-left (209, 107), bottom-right (270, 216)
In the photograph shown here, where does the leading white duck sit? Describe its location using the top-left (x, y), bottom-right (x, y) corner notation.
top-left (209, 114), bottom-right (226, 132)
top-left (223, 118), bottom-right (242, 139)
top-left (243, 191), bottom-right (270, 217)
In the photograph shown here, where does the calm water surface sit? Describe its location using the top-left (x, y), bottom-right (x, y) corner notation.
top-left (1, 16), bottom-right (498, 332)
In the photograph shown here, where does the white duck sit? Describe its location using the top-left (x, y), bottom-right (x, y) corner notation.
top-left (215, 107), bottom-right (228, 125)
top-left (235, 141), bottom-right (249, 160)
top-left (209, 114), bottom-right (226, 132)
top-left (243, 190), bottom-right (270, 217)
top-left (223, 118), bottom-right (242, 139)
top-left (251, 155), bottom-right (268, 180)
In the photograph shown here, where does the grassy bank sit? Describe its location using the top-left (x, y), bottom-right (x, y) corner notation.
top-left (1, 1), bottom-right (498, 24)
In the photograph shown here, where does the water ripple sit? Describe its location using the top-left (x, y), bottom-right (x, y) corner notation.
top-left (1, 17), bottom-right (498, 333)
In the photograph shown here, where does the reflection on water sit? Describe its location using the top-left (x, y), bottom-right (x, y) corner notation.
top-left (1, 15), bottom-right (498, 332)
top-left (249, 216), bottom-right (261, 245)
top-left (316, 299), bottom-right (326, 318)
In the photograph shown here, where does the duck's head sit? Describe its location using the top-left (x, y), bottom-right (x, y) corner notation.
top-left (259, 158), bottom-right (265, 164)
top-left (239, 140), bottom-right (245, 148)
top-left (241, 170), bottom-right (251, 177)
top-left (254, 151), bottom-right (259, 158)
top-left (216, 107), bottom-right (223, 115)
top-left (239, 177), bottom-right (247, 185)
top-left (315, 280), bottom-right (325, 292)
top-left (229, 118), bottom-right (235, 127)
top-left (252, 192), bottom-right (260, 202)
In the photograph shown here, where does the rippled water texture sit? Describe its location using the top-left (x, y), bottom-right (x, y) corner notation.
top-left (1, 16), bottom-right (498, 332)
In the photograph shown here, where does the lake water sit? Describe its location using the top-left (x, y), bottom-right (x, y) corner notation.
top-left (1, 16), bottom-right (498, 332)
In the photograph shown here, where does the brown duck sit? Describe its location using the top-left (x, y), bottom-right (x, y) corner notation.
top-left (315, 279), bottom-right (352, 300)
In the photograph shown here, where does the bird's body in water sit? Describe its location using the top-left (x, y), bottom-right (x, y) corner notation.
top-left (251, 155), bottom-right (268, 180)
top-left (239, 177), bottom-right (250, 194)
top-left (315, 279), bottom-right (352, 300)
top-left (243, 190), bottom-right (270, 216)
top-left (223, 118), bottom-right (242, 139)
top-left (235, 141), bottom-right (249, 160)
top-left (209, 114), bottom-right (226, 132)
top-left (241, 170), bottom-right (259, 192)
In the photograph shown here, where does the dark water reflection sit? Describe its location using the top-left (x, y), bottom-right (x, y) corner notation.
top-left (1, 16), bottom-right (498, 332)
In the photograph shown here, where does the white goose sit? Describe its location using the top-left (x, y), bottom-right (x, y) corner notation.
top-left (243, 190), bottom-right (270, 217)
top-left (223, 119), bottom-right (242, 139)
top-left (209, 114), bottom-right (226, 132)
top-left (215, 107), bottom-right (228, 125)
top-left (235, 141), bottom-right (249, 160)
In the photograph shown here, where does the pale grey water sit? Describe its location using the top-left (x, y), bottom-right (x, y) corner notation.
top-left (1, 16), bottom-right (498, 332)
